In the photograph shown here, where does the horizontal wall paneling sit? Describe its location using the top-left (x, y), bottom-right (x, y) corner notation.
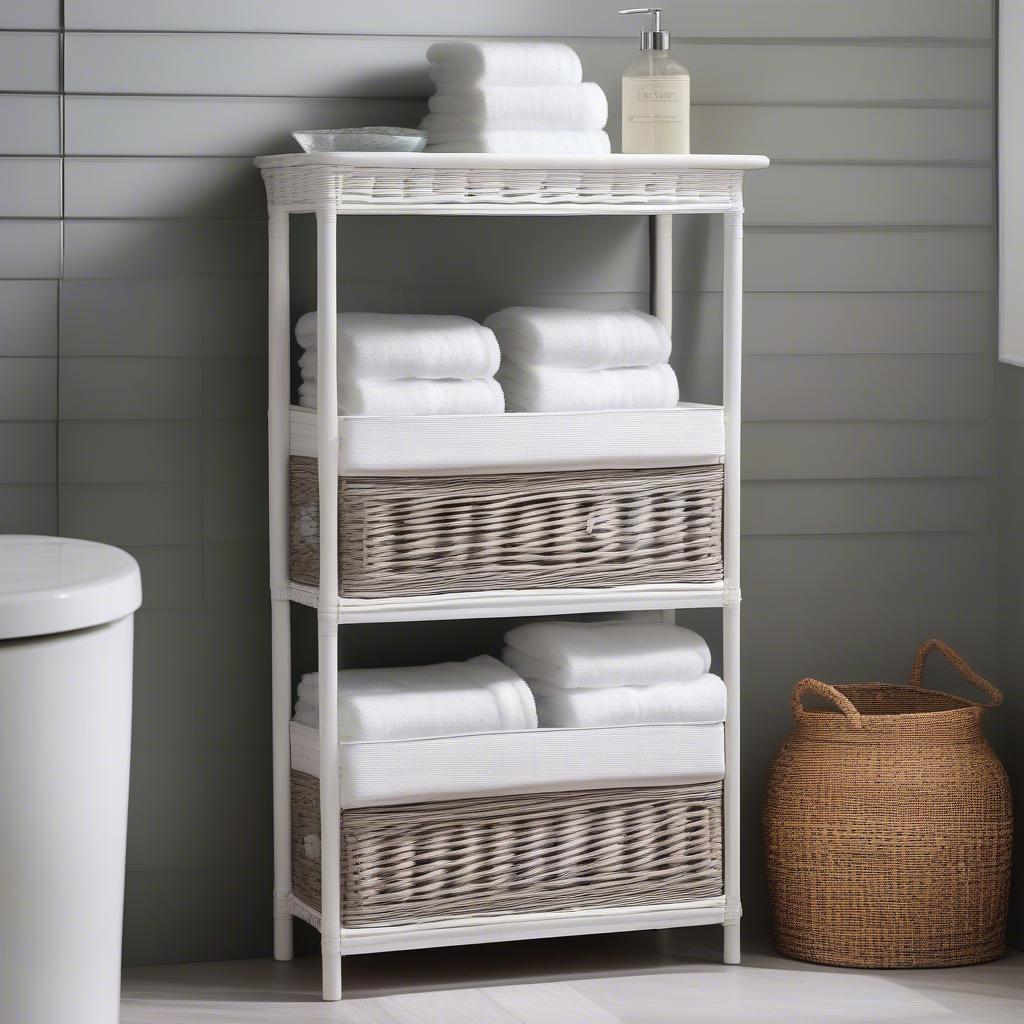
top-left (63, 1), bottom-right (993, 40)
top-left (0, 32), bottom-right (59, 91)
top-left (64, 34), bottom-right (993, 105)
top-left (63, 98), bottom-right (995, 161)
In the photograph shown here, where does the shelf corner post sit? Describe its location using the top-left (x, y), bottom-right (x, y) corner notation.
top-left (722, 206), bottom-right (743, 965)
top-left (315, 200), bottom-right (343, 1001)
top-left (651, 212), bottom-right (677, 627)
top-left (651, 212), bottom-right (673, 331)
top-left (268, 205), bottom-right (294, 962)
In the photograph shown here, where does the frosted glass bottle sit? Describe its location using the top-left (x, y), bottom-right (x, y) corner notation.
top-left (618, 7), bottom-right (690, 153)
top-left (621, 49), bottom-right (690, 154)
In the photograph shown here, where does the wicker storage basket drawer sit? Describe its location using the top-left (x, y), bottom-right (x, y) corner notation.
top-left (288, 457), bottom-right (724, 598)
top-left (292, 771), bottom-right (723, 927)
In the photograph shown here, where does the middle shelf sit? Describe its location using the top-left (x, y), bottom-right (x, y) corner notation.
top-left (289, 402), bottom-right (725, 475)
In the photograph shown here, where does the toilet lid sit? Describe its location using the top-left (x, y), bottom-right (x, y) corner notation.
top-left (0, 536), bottom-right (142, 639)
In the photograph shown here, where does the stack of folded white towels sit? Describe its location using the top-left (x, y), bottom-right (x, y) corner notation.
top-left (293, 656), bottom-right (537, 741)
top-left (294, 311), bottom-right (504, 416)
top-left (502, 619), bottom-right (725, 728)
top-left (486, 307), bottom-right (680, 412)
top-left (421, 40), bottom-right (610, 154)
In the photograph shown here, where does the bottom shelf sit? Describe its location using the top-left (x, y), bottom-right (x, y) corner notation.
top-left (288, 580), bottom-right (734, 623)
top-left (288, 893), bottom-right (732, 956)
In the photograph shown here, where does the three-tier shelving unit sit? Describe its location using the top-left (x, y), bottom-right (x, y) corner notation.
top-left (256, 151), bottom-right (769, 1000)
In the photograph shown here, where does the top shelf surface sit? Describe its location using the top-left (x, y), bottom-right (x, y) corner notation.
top-left (255, 152), bottom-right (770, 216)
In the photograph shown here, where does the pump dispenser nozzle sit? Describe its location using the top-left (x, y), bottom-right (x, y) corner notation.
top-left (618, 7), bottom-right (670, 51)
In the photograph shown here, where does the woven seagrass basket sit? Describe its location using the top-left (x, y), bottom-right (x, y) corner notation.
top-left (288, 457), bottom-right (723, 598)
top-left (291, 773), bottom-right (723, 926)
top-left (764, 639), bottom-right (1012, 969)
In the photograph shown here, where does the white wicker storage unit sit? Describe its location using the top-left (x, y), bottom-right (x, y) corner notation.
top-left (256, 151), bottom-right (769, 1000)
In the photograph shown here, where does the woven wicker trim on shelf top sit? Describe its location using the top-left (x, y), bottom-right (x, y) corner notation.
top-left (260, 163), bottom-right (746, 210)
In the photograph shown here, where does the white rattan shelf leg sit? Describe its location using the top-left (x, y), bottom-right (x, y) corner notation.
top-left (315, 203), bottom-right (343, 1001)
top-left (722, 209), bottom-right (743, 966)
top-left (268, 208), bottom-right (294, 962)
top-left (652, 213), bottom-right (676, 636)
top-left (652, 213), bottom-right (673, 330)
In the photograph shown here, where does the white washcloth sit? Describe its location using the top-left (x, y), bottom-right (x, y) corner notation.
top-left (294, 312), bottom-right (500, 380)
top-left (293, 656), bottom-right (537, 741)
top-left (424, 83), bottom-right (607, 131)
top-left (497, 363), bottom-right (679, 412)
top-left (298, 376), bottom-right (504, 416)
top-left (503, 621), bottom-right (712, 689)
top-left (485, 307), bottom-right (672, 370)
top-left (427, 40), bottom-right (583, 88)
top-left (529, 674), bottom-right (727, 728)
top-left (424, 131), bottom-right (611, 155)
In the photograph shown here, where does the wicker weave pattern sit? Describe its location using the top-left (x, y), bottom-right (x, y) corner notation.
top-left (292, 773), bottom-right (723, 926)
top-left (289, 458), bottom-right (724, 598)
top-left (764, 640), bottom-right (1013, 969)
top-left (261, 165), bottom-right (743, 210)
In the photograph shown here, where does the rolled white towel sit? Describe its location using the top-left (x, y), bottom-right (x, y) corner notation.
top-left (528, 674), bottom-right (727, 729)
top-left (427, 40), bottom-right (583, 88)
top-left (298, 376), bottom-right (504, 416)
top-left (423, 130), bottom-right (611, 155)
top-left (295, 312), bottom-right (500, 380)
top-left (485, 307), bottom-right (671, 370)
top-left (497, 362), bottom-right (679, 412)
top-left (503, 620), bottom-right (712, 689)
top-left (294, 656), bottom-right (537, 741)
top-left (424, 83), bottom-right (607, 131)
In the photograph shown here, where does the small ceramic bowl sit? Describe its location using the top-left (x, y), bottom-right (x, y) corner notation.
top-left (291, 127), bottom-right (427, 153)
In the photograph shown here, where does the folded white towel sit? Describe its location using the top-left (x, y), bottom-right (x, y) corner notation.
top-left (294, 312), bottom-right (500, 380)
top-left (497, 363), bottom-right (679, 412)
top-left (424, 83), bottom-right (607, 131)
top-left (424, 130), bottom-right (611, 155)
top-left (294, 656), bottom-right (537, 741)
top-left (485, 307), bottom-right (672, 370)
top-left (427, 40), bottom-right (583, 88)
top-left (503, 620), bottom-right (712, 689)
top-left (529, 674), bottom-right (727, 728)
top-left (298, 376), bottom-right (504, 416)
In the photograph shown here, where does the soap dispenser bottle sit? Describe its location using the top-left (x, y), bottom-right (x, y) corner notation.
top-left (619, 7), bottom-right (690, 154)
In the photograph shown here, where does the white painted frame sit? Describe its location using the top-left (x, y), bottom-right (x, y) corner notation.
top-left (262, 153), bottom-right (767, 1000)
top-left (1000, 0), bottom-right (1024, 366)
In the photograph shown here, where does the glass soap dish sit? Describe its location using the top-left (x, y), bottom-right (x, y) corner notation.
top-left (291, 127), bottom-right (427, 153)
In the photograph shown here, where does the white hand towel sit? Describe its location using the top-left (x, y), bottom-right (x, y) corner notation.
top-left (485, 307), bottom-right (671, 370)
top-left (427, 40), bottom-right (583, 88)
top-left (294, 312), bottom-right (500, 380)
top-left (497, 363), bottom-right (679, 412)
top-left (529, 674), bottom-right (727, 728)
top-left (298, 376), bottom-right (504, 416)
top-left (503, 620), bottom-right (712, 689)
top-left (424, 131), bottom-right (611, 155)
top-left (293, 656), bottom-right (537, 741)
top-left (423, 83), bottom-right (607, 131)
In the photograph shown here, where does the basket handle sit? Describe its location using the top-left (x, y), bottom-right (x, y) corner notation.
top-left (791, 678), bottom-right (863, 730)
top-left (908, 638), bottom-right (1003, 708)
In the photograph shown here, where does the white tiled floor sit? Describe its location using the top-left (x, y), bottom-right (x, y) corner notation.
top-left (120, 930), bottom-right (1024, 1024)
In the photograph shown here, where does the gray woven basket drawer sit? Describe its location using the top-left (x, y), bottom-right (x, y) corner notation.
top-left (291, 772), bottom-right (723, 927)
top-left (288, 457), bottom-right (724, 598)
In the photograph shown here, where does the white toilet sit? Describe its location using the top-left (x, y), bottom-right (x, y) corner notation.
top-left (0, 536), bottom-right (141, 1024)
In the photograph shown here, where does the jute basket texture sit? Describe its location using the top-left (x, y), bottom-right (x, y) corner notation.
top-left (763, 639), bottom-right (1012, 969)
top-left (288, 457), bottom-right (724, 598)
top-left (292, 772), bottom-right (723, 926)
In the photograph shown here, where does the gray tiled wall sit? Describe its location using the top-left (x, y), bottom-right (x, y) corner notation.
top-left (0, 0), bottom-right (1002, 964)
